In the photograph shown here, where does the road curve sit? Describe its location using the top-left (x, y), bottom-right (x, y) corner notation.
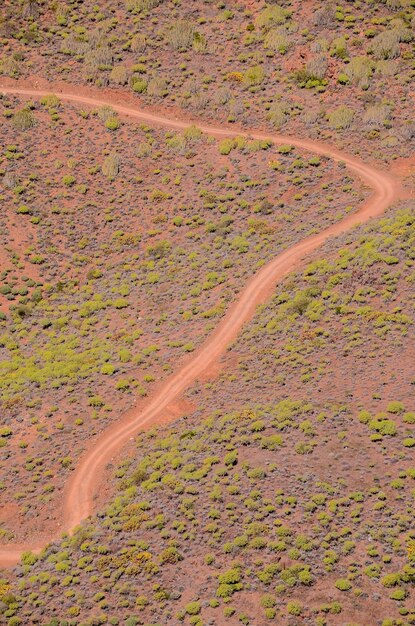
top-left (0, 82), bottom-right (402, 567)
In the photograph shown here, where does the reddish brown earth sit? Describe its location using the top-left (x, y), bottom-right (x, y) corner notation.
top-left (0, 88), bottom-right (363, 541)
top-left (0, 80), bottom-right (405, 568)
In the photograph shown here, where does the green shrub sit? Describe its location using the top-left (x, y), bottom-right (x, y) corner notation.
top-left (261, 434), bottom-right (283, 450)
top-left (101, 363), bottom-right (116, 375)
top-left (113, 298), bottom-right (129, 309)
top-left (389, 588), bottom-right (406, 600)
top-left (363, 105), bottom-right (390, 128)
top-left (166, 20), bottom-right (194, 50)
top-left (147, 76), bottom-right (168, 97)
top-left (216, 568), bottom-right (242, 597)
top-left (381, 573), bottom-right (400, 587)
top-left (105, 117), bottom-right (120, 131)
top-left (0, 55), bottom-right (20, 77)
top-left (224, 450), bottom-right (238, 466)
top-left (345, 56), bottom-right (373, 89)
top-left (261, 595), bottom-right (276, 608)
top-left (243, 65), bottom-right (265, 86)
top-left (370, 30), bottom-right (400, 60)
top-left (219, 138), bottom-right (235, 155)
top-left (335, 578), bottom-right (352, 591)
top-left (159, 546), bottom-right (183, 564)
top-left (126, 0), bottom-right (161, 11)
top-left (330, 37), bottom-right (348, 59)
top-left (218, 569), bottom-right (241, 585)
top-left (131, 77), bottom-right (148, 93)
top-left (256, 5), bottom-right (291, 28)
top-left (267, 102), bottom-right (287, 128)
top-left (264, 28), bottom-right (291, 53)
top-left (337, 72), bottom-right (349, 84)
top-left (13, 108), bottom-right (35, 131)
top-left (287, 601), bottom-right (302, 615)
top-left (62, 174), bottom-right (75, 186)
top-left (358, 410), bottom-right (371, 424)
top-left (387, 401), bottom-right (404, 414)
top-left (185, 601), bottom-right (201, 615)
top-left (16, 204), bottom-right (31, 214)
top-left (328, 106), bottom-right (354, 130)
top-left (110, 65), bottom-right (129, 85)
top-left (369, 419), bottom-right (397, 436)
top-left (40, 94), bottom-right (60, 108)
top-left (102, 151), bottom-right (121, 180)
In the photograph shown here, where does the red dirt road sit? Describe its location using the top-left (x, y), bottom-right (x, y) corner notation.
top-left (0, 81), bottom-right (403, 567)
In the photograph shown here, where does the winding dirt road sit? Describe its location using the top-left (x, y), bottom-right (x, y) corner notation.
top-left (0, 81), bottom-right (403, 567)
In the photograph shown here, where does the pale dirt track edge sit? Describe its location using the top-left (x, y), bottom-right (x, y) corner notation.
top-left (0, 81), bottom-right (403, 567)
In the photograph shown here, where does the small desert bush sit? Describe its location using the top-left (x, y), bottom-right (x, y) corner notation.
top-left (13, 108), bottom-right (35, 131)
top-left (0, 55), bottom-right (20, 77)
top-left (363, 104), bottom-right (390, 128)
top-left (102, 151), bottom-right (121, 180)
top-left (344, 56), bottom-right (373, 89)
top-left (137, 141), bottom-right (152, 157)
top-left (21, 0), bottom-right (39, 19)
top-left (97, 105), bottom-right (116, 122)
top-left (306, 54), bottom-right (328, 80)
top-left (330, 37), bottom-right (348, 59)
top-left (166, 20), bottom-right (194, 50)
top-left (110, 65), bottom-right (129, 85)
top-left (243, 65), bottom-right (265, 86)
top-left (303, 109), bottom-right (321, 126)
top-left (263, 28), bottom-right (291, 54)
top-left (294, 55), bottom-right (328, 87)
top-left (40, 94), bottom-right (60, 108)
top-left (370, 30), bottom-right (400, 60)
top-left (126, 0), bottom-right (161, 11)
top-left (313, 6), bottom-right (335, 27)
top-left (60, 33), bottom-right (89, 56)
top-left (55, 2), bottom-right (69, 25)
top-left (193, 32), bottom-right (207, 53)
top-left (147, 75), bottom-right (168, 97)
top-left (256, 5), bottom-right (291, 28)
top-left (375, 60), bottom-right (398, 76)
top-left (266, 103), bottom-right (287, 128)
top-left (131, 33), bottom-right (147, 52)
top-left (328, 106), bottom-right (354, 130)
top-left (84, 46), bottom-right (113, 70)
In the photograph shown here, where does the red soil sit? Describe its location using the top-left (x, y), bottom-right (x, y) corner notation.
top-left (0, 79), bottom-right (404, 567)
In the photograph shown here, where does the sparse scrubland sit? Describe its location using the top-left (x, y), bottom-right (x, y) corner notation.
top-left (0, 95), bottom-right (363, 540)
top-left (1, 0), bottom-right (414, 159)
top-left (0, 0), bottom-right (414, 624)
top-left (2, 210), bottom-right (414, 624)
